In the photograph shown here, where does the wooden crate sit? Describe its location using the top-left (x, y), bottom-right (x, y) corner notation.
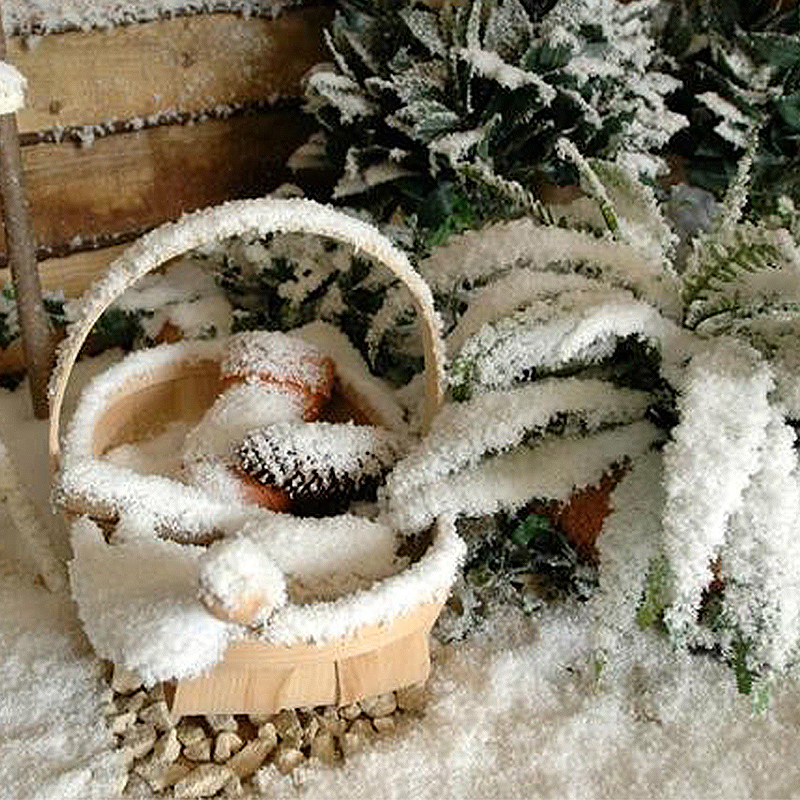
top-left (0, 3), bottom-right (332, 304)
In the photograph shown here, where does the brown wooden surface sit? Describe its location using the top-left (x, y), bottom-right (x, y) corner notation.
top-left (3, 245), bottom-right (128, 296)
top-left (10, 8), bottom-right (331, 136)
top-left (8, 109), bottom-right (315, 258)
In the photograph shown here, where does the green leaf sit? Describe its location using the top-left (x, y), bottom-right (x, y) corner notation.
top-left (511, 513), bottom-right (555, 549)
top-left (732, 637), bottom-right (755, 695)
top-left (636, 555), bottom-right (673, 631)
top-left (777, 90), bottom-right (800, 131)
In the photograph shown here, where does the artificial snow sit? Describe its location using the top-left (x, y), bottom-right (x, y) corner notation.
top-left (0, 61), bottom-right (26, 115)
top-left (4, 1), bottom-right (303, 36)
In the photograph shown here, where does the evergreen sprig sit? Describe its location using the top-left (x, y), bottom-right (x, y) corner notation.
top-left (297, 0), bottom-right (686, 236)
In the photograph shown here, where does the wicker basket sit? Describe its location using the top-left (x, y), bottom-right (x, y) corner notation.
top-left (49, 198), bottom-right (461, 714)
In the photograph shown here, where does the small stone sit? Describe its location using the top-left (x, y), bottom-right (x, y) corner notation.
top-left (183, 738), bottom-right (212, 762)
top-left (173, 763), bottom-right (234, 798)
top-left (111, 664), bottom-right (143, 695)
top-left (302, 716), bottom-right (320, 748)
top-left (176, 722), bottom-right (207, 748)
top-left (348, 718), bottom-right (375, 740)
top-left (119, 723), bottom-right (157, 761)
top-left (248, 714), bottom-right (271, 726)
top-left (309, 731), bottom-right (338, 765)
top-left (273, 709), bottom-right (301, 738)
top-left (152, 728), bottom-right (181, 766)
top-left (205, 714), bottom-right (238, 733)
top-left (99, 699), bottom-right (118, 717)
top-left (339, 703), bottom-right (361, 721)
top-left (360, 693), bottom-right (397, 718)
top-left (139, 700), bottom-right (176, 732)
top-left (225, 737), bottom-right (276, 779)
top-left (119, 690), bottom-right (148, 715)
top-left (137, 758), bottom-right (193, 792)
top-left (316, 707), bottom-right (346, 737)
top-left (135, 737), bottom-right (185, 790)
top-left (109, 710), bottom-right (136, 735)
top-left (338, 731), bottom-right (361, 757)
top-left (396, 684), bottom-right (427, 713)
top-left (274, 746), bottom-right (305, 775)
top-left (373, 716), bottom-right (395, 734)
top-left (222, 774), bottom-right (244, 798)
top-left (214, 731), bottom-right (243, 763)
top-left (257, 721), bottom-right (278, 748)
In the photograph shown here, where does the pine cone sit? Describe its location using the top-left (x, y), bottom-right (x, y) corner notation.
top-left (235, 422), bottom-right (406, 516)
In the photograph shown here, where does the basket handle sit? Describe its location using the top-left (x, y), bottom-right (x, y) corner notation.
top-left (48, 198), bottom-right (445, 470)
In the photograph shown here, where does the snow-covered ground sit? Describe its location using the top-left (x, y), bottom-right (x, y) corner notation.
top-left (3, 364), bottom-right (800, 799)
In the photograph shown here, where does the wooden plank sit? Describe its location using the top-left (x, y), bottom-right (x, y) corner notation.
top-left (0, 245), bottom-right (127, 297)
top-left (14, 109), bottom-right (315, 256)
top-left (9, 8), bottom-right (332, 135)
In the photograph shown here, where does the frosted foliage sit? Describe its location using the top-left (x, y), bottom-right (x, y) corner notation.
top-left (593, 452), bottom-right (664, 649)
top-left (388, 421), bottom-right (662, 533)
top-left (388, 378), bottom-right (651, 499)
top-left (451, 292), bottom-right (676, 395)
top-left (0, 61), bottom-right (26, 114)
top-left (540, 0), bottom-right (686, 177)
top-left (661, 339), bottom-right (774, 641)
top-left (110, 258), bottom-right (233, 340)
top-left (456, 48), bottom-right (555, 101)
top-left (421, 218), bottom-right (682, 320)
top-left (721, 411), bottom-right (800, 673)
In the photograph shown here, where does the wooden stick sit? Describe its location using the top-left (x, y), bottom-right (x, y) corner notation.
top-left (0, 8), bottom-right (53, 419)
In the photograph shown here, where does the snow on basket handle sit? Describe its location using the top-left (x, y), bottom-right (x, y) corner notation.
top-left (48, 198), bottom-right (446, 469)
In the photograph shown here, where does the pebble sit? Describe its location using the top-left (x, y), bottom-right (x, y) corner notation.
top-left (396, 684), bottom-right (427, 713)
top-left (205, 714), bottom-right (238, 733)
top-left (109, 710), bottom-right (136, 735)
top-left (111, 664), bottom-right (144, 695)
top-left (214, 731), bottom-right (244, 763)
top-left (136, 758), bottom-right (193, 792)
top-left (274, 746), bottom-right (305, 775)
top-left (176, 722), bottom-right (207, 748)
top-left (110, 682), bottom-right (422, 792)
top-left (135, 739), bottom-right (186, 791)
top-left (373, 716), bottom-right (395, 734)
top-left (310, 731), bottom-right (338, 765)
top-left (119, 690), bottom-right (148, 715)
top-left (119, 723), bottom-right (158, 761)
top-left (302, 716), bottom-right (320, 748)
top-left (360, 693), bottom-right (397, 718)
top-left (151, 728), bottom-right (181, 766)
top-left (226, 737), bottom-right (276, 779)
top-left (173, 763), bottom-right (235, 799)
top-left (316, 707), bottom-right (346, 737)
top-left (348, 718), bottom-right (375, 740)
top-left (338, 731), bottom-right (362, 757)
top-left (139, 700), bottom-right (176, 732)
top-left (273, 709), bottom-right (302, 737)
top-left (223, 774), bottom-right (244, 797)
top-left (339, 703), bottom-right (362, 721)
top-left (184, 738), bottom-right (212, 762)
top-left (257, 722), bottom-right (277, 748)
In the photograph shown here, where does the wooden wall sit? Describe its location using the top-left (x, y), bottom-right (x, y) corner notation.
top-left (0, 4), bottom-right (332, 298)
